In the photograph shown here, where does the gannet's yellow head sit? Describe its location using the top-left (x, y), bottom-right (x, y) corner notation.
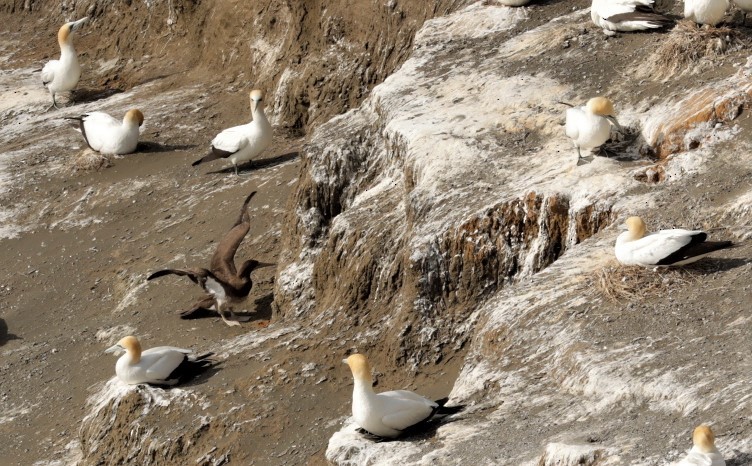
top-left (58, 17), bottom-right (88, 45)
top-left (625, 216), bottom-right (647, 239)
top-left (250, 89), bottom-right (264, 113)
top-left (125, 109), bottom-right (145, 127)
top-left (343, 353), bottom-right (372, 383)
top-left (587, 97), bottom-right (616, 117)
top-left (105, 335), bottom-right (142, 363)
top-left (693, 425), bottom-right (716, 453)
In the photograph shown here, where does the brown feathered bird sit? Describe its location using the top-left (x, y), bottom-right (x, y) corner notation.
top-left (147, 191), bottom-right (272, 326)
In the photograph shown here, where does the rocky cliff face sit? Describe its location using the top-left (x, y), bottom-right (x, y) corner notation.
top-left (3, 0), bottom-right (752, 465)
top-left (2, 0), bottom-right (470, 132)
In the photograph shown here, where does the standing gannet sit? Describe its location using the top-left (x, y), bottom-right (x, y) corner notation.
top-left (615, 216), bottom-right (733, 267)
top-left (591, 0), bottom-right (673, 34)
top-left (192, 89), bottom-right (273, 175)
top-left (65, 109), bottom-right (144, 155)
top-left (564, 97), bottom-right (622, 165)
top-left (676, 425), bottom-right (726, 466)
top-left (41, 17), bottom-right (88, 109)
top-left (343, 354), bottom-right (462, 439)
top-left (684, 0), bottom-right (729, 26)
top-left (105, 335), bottom-right (215, 386)
top-left (147, 191), bottom-right (273, 326)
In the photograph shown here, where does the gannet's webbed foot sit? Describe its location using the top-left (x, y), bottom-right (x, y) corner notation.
top-left (219, 309), bottom-right (252, 326)
top-left (575, 146), bottom-right (592, 165)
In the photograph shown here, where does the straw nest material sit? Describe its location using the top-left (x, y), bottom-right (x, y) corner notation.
top-left (589, 259), bottom-right (717, 302)
top-left (639, 20), bottom-right (749, 79)
top-left (70, 149), bottom-right (111, 172)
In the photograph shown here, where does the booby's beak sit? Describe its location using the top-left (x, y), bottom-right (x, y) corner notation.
top-left (70, 17), bottom-right (89, 31)
top-left (606, 115), bottom-right (623, 132)
top-left (105, 344), bottom-right (123, 355)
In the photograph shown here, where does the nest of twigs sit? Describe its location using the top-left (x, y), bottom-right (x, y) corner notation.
top-left (589, 259), bottom-right (714, 302)
top-left (70, 149), bottom-right (111, 172)
top-left (639, 20), bottom-right (749, 79)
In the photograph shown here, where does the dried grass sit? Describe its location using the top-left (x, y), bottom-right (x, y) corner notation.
top-left (639, 20), bottom-right (750, 80)
top-left (70, 149), bottom-right (111, 172)
top-left (589, 259), bottom-right (717, 302)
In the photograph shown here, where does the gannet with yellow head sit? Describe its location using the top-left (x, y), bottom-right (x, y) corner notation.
top-left (343, 353), bottom-right (462, 439)
top-left (193, 89), bottom-right (273, 175)
top-left (564, 96), bottom-right (622, 165)
top-left (66, 109), bottom-right (144, 155)
top-left (684, 0), bottom-right (729, 26)
top-left (676, 425), bottom-right (726, 466)
top-left (615, 216), bottom-right (733, 267)
top-left (591, 0), bottom-right (673, 35)
top-left (105, 335), bottom-right (215, 386)
top-left (41, 17), bottom-right (88, 109)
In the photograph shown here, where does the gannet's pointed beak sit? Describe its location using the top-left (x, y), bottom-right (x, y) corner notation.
top-left (70, 17), bottom-right (89, 30)
top-left (105, 344), bottom-right (122, 354)
top-left (606, 115), bottom-right (623, 132)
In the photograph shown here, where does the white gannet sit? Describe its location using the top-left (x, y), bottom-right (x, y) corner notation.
top-left (684, 0), bottom-right (729, 26)
top-left (41, 17), bottom-right (88, 109)
top-left (105, 335), bottom-right (215, 386)
top-left (591, 0), bottom-right (673, 34)
top-left (564, 97), bottom-right (622, 164)
top-left (615, 216), bottom-right (733, 267)
top-left (676, 425), bottom-right (726, 466)
top-left (65, 109), bottom-right (144, 155)
top-left (343, 354), bottom-right (462, 439)
top-left (192, 89), bottom-right (273, 176)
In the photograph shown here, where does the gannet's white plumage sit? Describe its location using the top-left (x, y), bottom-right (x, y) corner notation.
top-left (105, 335), bottom-right (213, 386)
top-left (67, 109), bottom-right (144, 155)
top-left (615, 217), bottom-right (733, 267)
top-left (193, 89), bottom-right (273, 175)
top-left (591, 0), bottom-right (672, 33)
top-left (684, 0), bottom-right (729, 26)
top-left (344, 354), bottom-right (461, 439)
top-left (564, 97), bottom-right (622, 164)
top-left (676, 425), bottom-right (726, 466)
top-left (41, 17), bottom-right (88, 109)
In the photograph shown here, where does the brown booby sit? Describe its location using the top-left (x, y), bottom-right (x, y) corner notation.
top-left (147, 190), bottom-right (271, 326)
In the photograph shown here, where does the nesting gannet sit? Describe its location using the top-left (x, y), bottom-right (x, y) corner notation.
top-left (684, 0), bottom-right (729, 26)
top-left (105, 335), bottom-right (215, 386)
top-left (591, 0), bottom-right (673, 34)
top-left (65, 109), bottom-right (144, 155)
top-left (41, 17), bottom-right (88, 109)
top-left (676, 425), bottom-right (726, 466)
top-left (564, 97), bottom-right (622, 164)
top-left (343, 354), bottom-right (462, 439)
top-left (615, 216), bottom-right (733, 267)
top-left (147, 191), bottom-right (273, 326)
top-left (192, 89), bottom-right (273, 175)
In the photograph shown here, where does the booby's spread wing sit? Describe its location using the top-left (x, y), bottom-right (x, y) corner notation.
top-left (147, 268), bottom-right (204, 285)
top-left (41, 60), bottom-right (58, 86)
top-left (209, 191), bottom-right (256, 277)
top-left (192, 124), bottom-right (250, 166)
